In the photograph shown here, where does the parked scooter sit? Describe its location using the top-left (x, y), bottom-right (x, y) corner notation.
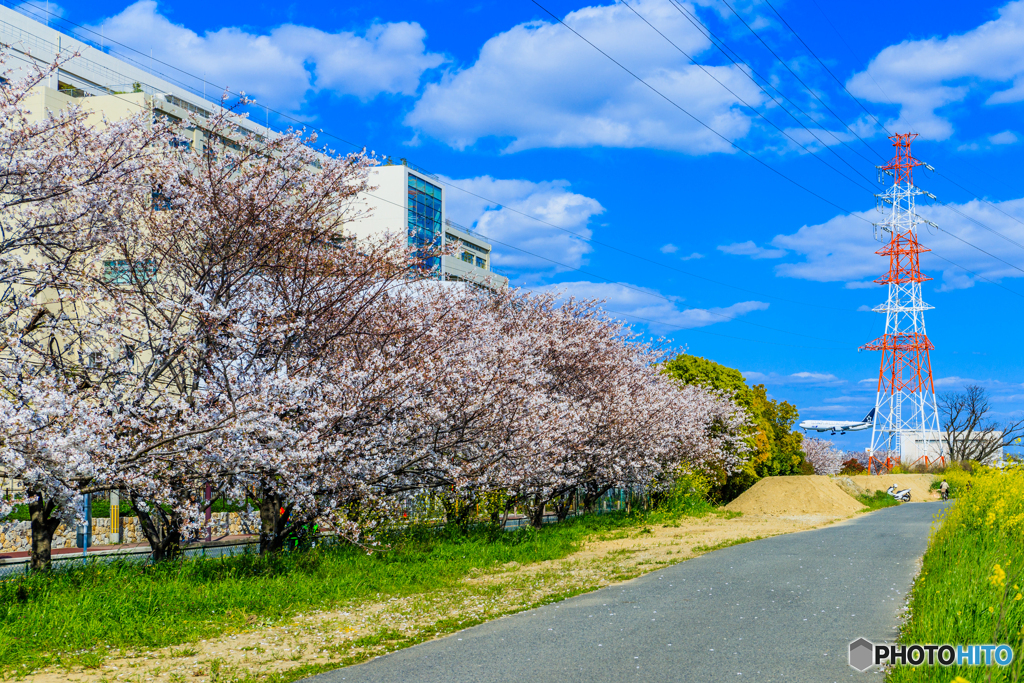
top-left (886, 484), bottom-right (912, 502)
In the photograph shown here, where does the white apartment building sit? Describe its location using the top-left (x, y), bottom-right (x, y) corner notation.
top-left (0, 6), bottom-right (507, 290)
top-left (346, 161), bottom-right (507, 290)
top-left (0, 6), bottom-right (275, 140)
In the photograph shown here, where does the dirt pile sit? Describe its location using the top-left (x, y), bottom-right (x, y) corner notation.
top-left (832, 476), bottom-right (867, 499)
top-left (853, 474), bottom-right (938, 502)
top-left (725, 475), bottom-right (862, 517)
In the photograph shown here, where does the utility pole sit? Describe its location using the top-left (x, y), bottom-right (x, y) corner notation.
top-left (863, 133), bottom-right (942, 467)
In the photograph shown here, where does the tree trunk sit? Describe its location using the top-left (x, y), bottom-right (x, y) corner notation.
top-left (554, 495), bottom-right (574, 522)
top-left (441, 492), bottom-right (476, 530)
top-left (27, 490), bottom-right (61, 572)
top-left (256, 491), bottom-right (292, 554)
top-left (131, 496), bottom-right (183, 562)
top-left (582, 484), bottom-right (612, 513)
top-left (529, 493), bottom-right (547, 529)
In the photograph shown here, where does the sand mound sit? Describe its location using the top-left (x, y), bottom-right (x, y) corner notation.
top-left (725, 475), bottom-right (862, 517)
top-left (852, 474), bottom-right (937, 502)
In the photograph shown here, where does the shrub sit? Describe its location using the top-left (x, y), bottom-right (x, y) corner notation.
top-left (840, 458), bottom-right (866, 475)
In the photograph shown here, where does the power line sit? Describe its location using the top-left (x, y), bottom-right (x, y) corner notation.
top-left (664, 0), bottom-right (879, 188)
top-left (527, 0), bottom-right (870, 221)
top-left (659, 0), bottom-right (1024, 281)
top-left (7, 0), bottom-right (870, 317)
top-left (526, 0), bottom-right (1024, 297)
top-left (619, 0), bottom-right (877, 195)
top-left (717, 0), bottom-right (885, 164)
top-left (762, 0), bottom-right (892, 139)
top-left (15, 0), bottom-right (1024, 306)
top-left (934, 172), bottom-right (1024, 237)
top-left (778, 0), bottom-right (1024, 261)
top-left (807, 0), bottom-right (1024, 206)
top-left (367, 190), bottom-right (850, 348)
top-left (926, 251), bottom-right (1024, 300)
top-left (481, 232), bottom-right (849, 344)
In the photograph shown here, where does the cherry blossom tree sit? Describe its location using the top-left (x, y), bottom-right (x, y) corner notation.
top-left (801, 437), bottom-right (845, 475)
top-left (0, 52), bottom-right (177, 569)
top-left (2, 51), bottom-right (760, 568)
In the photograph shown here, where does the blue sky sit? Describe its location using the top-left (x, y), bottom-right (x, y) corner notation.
top-left (23, 0), bottom-right (1024, 451)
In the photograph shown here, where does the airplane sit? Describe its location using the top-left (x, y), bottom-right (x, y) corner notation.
top-left (799, 408), bottom-right (875, 436)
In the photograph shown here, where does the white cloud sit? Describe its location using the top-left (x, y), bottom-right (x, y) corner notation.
top-left (767, 196), bottom-right (1024, 291)
top-left (89, 1), bottom-right (443, 111)
top-left (405, 0), bottom-right (763, 152)
top-left (533, 281), bottom-right (768, 330)
top-left (933, 376), bottom-right (1009, 389)
top-left (660, 243), bottom-right (679, 254)
top-left (718, 240), bottom-right (787, 259)
top-left (741, 370), bottom-right (845, 386)
top-left (848, 1), bottom-right (1024, 140)
top-left (958, 130), bottom-right (1019, 151)
top-left (804, 405), bottom-right (861, 414)
top-left (680, 252), bottom-right (705, 260)
top-left (439, 175), bottom-right (603, 276)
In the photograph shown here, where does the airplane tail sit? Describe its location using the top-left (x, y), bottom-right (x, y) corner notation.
top-left (864, 408), bottom-right (876, 423)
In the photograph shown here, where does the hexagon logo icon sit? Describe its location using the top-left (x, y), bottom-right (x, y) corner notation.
top-left (849, 638), bottom-right (874, 671)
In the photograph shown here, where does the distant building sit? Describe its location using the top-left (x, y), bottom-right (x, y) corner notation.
top-left (347, 161), bottom-right (508, 290)
top-left (0, 7), bottom-right (507, 291)
top-left (0, 6), bottom-right (275, 142)
top-left (887, 430), bottom-right (1004, 465)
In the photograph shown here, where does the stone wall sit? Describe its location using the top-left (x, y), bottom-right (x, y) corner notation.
top-left (0, 512), bottom-right (247, 554)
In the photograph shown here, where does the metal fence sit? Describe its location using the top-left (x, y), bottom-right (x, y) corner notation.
top-left (1, 487), bottom-right (648, 579)
top-left (0, 539), bottom-right (258, 579)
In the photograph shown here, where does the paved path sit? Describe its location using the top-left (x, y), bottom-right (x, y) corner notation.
top-left (304, 502), bottom-right (949, 683)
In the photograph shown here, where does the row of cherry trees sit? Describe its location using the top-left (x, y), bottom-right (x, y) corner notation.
top-left (0, 56), bottom-right (750, 570)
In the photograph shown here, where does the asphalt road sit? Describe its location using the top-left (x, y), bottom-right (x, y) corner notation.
top-left (304, 502), bottom-right (950, 683)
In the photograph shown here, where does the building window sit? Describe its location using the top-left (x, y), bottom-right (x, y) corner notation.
top-left (461, 251), bottom-right (473, 264)
top-left (103, 259), bottom-right (157, 285)
top-left (475, 256), bottom-right (487, 269)
top-left (407, 174), bottom-right (442, 270)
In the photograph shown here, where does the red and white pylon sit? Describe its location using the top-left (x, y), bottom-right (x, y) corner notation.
top-left (862, 133), bottom-right (942, 466)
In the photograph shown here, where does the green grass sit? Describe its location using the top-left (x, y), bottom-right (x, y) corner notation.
top-left (888, 468), bottom-right (1024, 682)
top-left (0, 501), bottom-right (716, 677)
top-left (856, 490), bottom-right (903, 511)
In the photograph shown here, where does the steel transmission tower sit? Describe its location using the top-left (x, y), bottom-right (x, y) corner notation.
top-left (862, 133), bottom-right (941, 466)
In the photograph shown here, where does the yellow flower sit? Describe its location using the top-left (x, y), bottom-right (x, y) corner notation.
top-left (991, 564), bottom-right (1007, 588)
top-left (953, 677), bottom-right (973, 683)
top-left (990, 606), bottom-right (995, 613)
top-left (1016, 593), bottom-right (1023, 601)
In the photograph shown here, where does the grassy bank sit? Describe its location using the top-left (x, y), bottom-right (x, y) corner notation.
top-left (857, 490), bottom-right (903, 511)
top-left (889, 467), bottom-right (1024, 682)
top-left (0, 498), bottom-right (717, 677)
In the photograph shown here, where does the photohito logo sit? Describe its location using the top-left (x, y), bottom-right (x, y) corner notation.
top-left (849, 639), bottom-right (1015, 671)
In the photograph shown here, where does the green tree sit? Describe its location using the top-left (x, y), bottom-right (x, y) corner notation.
top-left (661, 354), bottom-right (807, 501)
